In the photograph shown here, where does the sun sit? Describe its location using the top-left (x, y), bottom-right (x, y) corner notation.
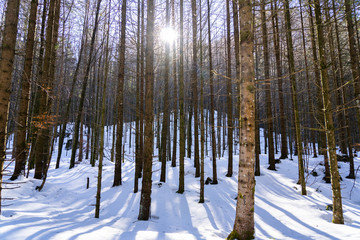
top-left (160, 27), bottom-right (178, 43)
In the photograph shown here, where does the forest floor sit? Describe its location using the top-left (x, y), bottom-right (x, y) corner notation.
top-left (1, 127), bottom-right (360, 240)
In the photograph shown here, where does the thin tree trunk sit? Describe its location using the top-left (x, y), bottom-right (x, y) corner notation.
top-left (207, 0), bottom-right (217, 185)
top-left (69, 0), bottom-right (102, 169)
top-left (138, 0), bottom-right (155, 221)
top-left (271, 0), bottom-right (287, 159)
top-left (171, 0), bottom-right (177, 168)
top-left (284, 0), bottom-right (306, 195)
top-left (225, 0), bottom-right (233, 177)
top-left (261, 0), bottom-right (275, 170)
top-left (95, 1), bottom-right (111, 217)
top-left (177, 0), bottom-right (185, 194)
top-left (191, 0), bottom-right (200, 178)
top-left (314, 0), bottom-right (344, 224)
top-left (160, 0), bottom-right (170, 182)
top-left (199, 0), bottom-right (205, 203)
top-left (113, 0), bottom-right (127, 187)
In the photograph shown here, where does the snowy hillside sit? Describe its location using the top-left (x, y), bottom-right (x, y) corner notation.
top-left (1, 127), bottom-right (360, 240)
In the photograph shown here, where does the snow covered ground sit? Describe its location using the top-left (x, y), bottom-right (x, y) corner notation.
top-left (1, 126), bottom-right (360, 240)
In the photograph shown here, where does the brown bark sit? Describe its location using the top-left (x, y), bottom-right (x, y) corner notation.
top-left (284, 0), bottom-right (306, 195)
top-left (177, 0), bottom-right (185, 194)
top-left (228, 0), bottom-right (255, 238)
top-left (314, 0), bottom-right (344, 224)
top-left (138, 0), bottom-right (155, 220)
top-left (113, 0), bottom-right (127, 187)
top-left (225, 0), bottom-right (233, 177)
top-left (261, 0), bottom-right (275, 170)
top-left (207, 0), bottom-right (217, 185)
top-left (160, 0), bottom-right (171, 182)
top-left (0, 0), bottom-right (21, 213)
top-left (10, 0), bottom-right (39, 180)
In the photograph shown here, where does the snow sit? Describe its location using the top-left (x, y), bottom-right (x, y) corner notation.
top-left (1, 126), bottom-right (360, 239)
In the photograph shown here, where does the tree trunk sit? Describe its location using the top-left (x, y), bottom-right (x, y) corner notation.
top-left (171, 0), bottom-right (178, 168)
top-left (138, 0), bottom-right (155, 221)
top-left (228, 0), bottom-right (255, 237)
top-left (314, 0), bottom-right (344, 224)
top-left (284, 0), bottom-right (306, 195)
top-left (207, 0), bottom-right (217, 185)
top-left (160, 0), bottom-right (170, 182)
top-left (70, 0), bottom-right (102, 169)
top-left (113, 0), bottom-right (127, 187)
top-left (0, 0), bottom-right (21, 213)
top-left (191, 0), bottom-right (200, 178)
top-left (10, 0), bottom-right (38, 180)
top-left (225, 0), bottom-right (233, 177)
top-left (261, 0), bottom-right (275, 170)
top-left (177, 0), bottom-right (185, 194)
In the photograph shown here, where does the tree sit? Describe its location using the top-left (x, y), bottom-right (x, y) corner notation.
top-left (284, 0), bottom-right (306, 195)
top-left (95, 0), bottom-right (112, 218)
top-left (10, 0), bottom-right (39, 180)
top-left (113, 0), bottom-right (127, 187)
top-left (69, 0), bottom-right (102, 169)
top-left (191, 0), bottom-right (200, 178)
top-left (261, 0), bottom-right (275, 170)
top-left (314, 0), bottom-right (344, 224)
top-left (0, 0), bottom-right (21, 214)
top-left (207, 0), bottom-right (217, 185)
top-left (228, 0), bottom-right (255, 238)
top-left (138, 0), bottom-right (155, 220)
top-left (225, 0), bottom-right (233, 178)
top-left (177, 0), bottom-right (185, 194)
top-left (160, 0), bottom-right (171, 183)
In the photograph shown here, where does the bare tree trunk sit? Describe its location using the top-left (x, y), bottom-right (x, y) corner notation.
top-left (171, 0), bottom-right (178, 168)
top-left (0, 0), bottom-right (21, 213)
top-left (138, 0), bottom-right (155, 220)
top-left (10, 0), bottom-right (38, 180)
top-left (160, 0), bottom-right (170, 182)
top-left (177, 0), bottom-right (185, 194)
top-left (225, 0), bottom-right (233, 177)
top-left (199, 0), bottom-right (205, 203)
top-left (191, 0), bottom-right (200, 178)
top-left (261, 0), bottom-right (275, 170)
top-left (207, 0), bottom-right (217, 185)
top-left (70, 0), bottom-right (102, 169)
top-left (228, 0), bottom-right (255, 237)
top-left (113, 0), bottom-right (127, 187)
top-left (95, 1), bottom-right (111, 218)
top-left (284, 0), bottom-right (306, 195)
top-left (314, 0), bottom-right (344, 224)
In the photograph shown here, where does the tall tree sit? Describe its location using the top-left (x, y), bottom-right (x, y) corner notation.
top-left (191, 0), bottom-right (200, 178)
top-left (160, 0), bottom-right (171, 183)
top-left (225, 0), bottom-right (233, 177)
top-left (113, 0), bottom-right (127, 187)
top-left (10, 0), bottom-right (39, 180)
top-left (33, 0), bottom-right (61, 180)
top-left (228, 0), bottom-right (255, 238)
top-left (95, 0), bottom-right (111, 218)
top-left (138, 0), bottom-right (155, 220)
top-left (207, 0), bottom-right (217, 185)
top-left (284, 0), bottom-right (306, 195)
top-left (0, 0), bottom-right (21, 213)
top-left (261, 0), bottom-right (275, 170)
top-left (271, 0), bottom-right (287, 159)
top-left (171, 0), bottom-right (178, 168)
top-left (69, 0), bottom-right (102, 169)
top-left (177, 0), bottom-right (185, 194)
top-left (314, 0), bottom-right (344, 224)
